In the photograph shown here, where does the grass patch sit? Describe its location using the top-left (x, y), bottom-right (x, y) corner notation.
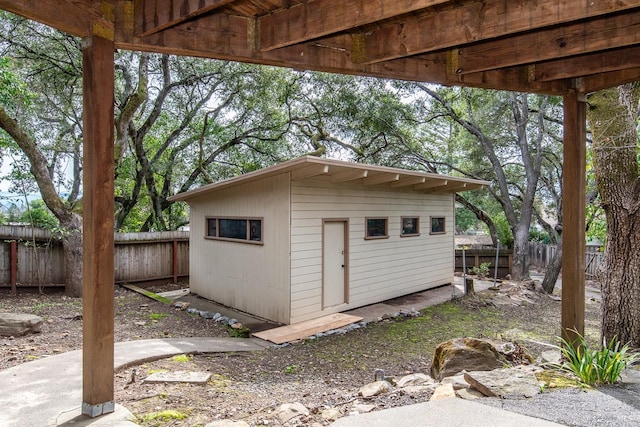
top-left (139, 409), bottom-right (189, 424)
top-left (171, 354), bottom-right (191, 363)
top-left (149, 313), bottom-right (169, 322)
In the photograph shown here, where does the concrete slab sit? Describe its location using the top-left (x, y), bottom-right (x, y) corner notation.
top-left (330, 398), bottom-right (562, 427)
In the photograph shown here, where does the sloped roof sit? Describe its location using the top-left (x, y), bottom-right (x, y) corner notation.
top-left (170, 156), bottom-right (489, 201)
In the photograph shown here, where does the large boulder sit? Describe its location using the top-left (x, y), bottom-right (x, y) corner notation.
top-left (0, 313), bottom-right (43, 337)
top-left (464, 368), bottom-right (541, 399)
top-left (430, 338), bottom-right (505, 380)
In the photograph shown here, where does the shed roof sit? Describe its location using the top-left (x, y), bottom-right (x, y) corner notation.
top-left (170, 156), bottom-right (490, 201)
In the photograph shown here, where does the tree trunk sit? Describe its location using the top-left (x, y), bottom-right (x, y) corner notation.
top-left (510, 224), bottom-right (531, 281)
top-left (61, 216), bottom-right (83, 297)
top-left (541, 236), bottom-right (562, 294)
top-left (588, 84), bottom-right (640, 346)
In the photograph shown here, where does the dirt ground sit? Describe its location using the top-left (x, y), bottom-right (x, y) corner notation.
top-left (0, 281), bottom-right (602, 426)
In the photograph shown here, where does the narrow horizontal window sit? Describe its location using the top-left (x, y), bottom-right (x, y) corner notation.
top-left (366, 217), bottom-right (388, 239)
top-left (205, 217), bottom-right (263, 244)
top-left (430, 216), bottom-right (446, 234)
top-left (401, 217), bottom-right (420, 237)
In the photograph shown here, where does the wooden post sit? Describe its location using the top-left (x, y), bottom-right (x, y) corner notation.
top-left (173, 239), bottom-right (179, 284)
top-left (561, 90), bottom-right (586, 346)
top-left (82, 30), bottom-right (115, 417)
top-left (10, 240), bottom-right (17, 294)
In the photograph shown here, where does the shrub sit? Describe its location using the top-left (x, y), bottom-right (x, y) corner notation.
top-left (469, 262), bottom-right (491, 278)
top-left (554, 329), bottom-right (639, 386)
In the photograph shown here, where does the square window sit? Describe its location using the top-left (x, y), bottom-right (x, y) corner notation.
top-left (401, 217), bottom-right (420, 236)
top-left (431, 216), bottom-right (446, 234)
top-left (366, 217), bottom-right (388, 239)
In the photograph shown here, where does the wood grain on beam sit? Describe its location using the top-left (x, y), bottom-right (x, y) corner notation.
top-left (358, 0), bottom-right (640, 64)
top-left (534, 46), bottom-right (640, 82)
top-left (258, 0), bottom-right (448, 52)
top-left (578, 67), bottom-right (640, 94)
top-left (118, 18), bottom-right (569, 95)
top-left (455, 10), bottom-right (640, 75)
top-left (136, 0), bottom-right (237, 37)
top-left (0, 0), bottom-right (101, 37)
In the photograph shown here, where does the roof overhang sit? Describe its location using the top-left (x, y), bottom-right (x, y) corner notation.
top-left (169, 156), bottom-right (490, 202)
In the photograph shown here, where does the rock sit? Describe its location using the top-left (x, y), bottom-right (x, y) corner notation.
top-left (430, 383), bottom-right (456, 400)
top-left (143, 371), bottom-right (212, 384)
top-left (402, 385), bottom-right (437, 395)
top-left (456, 387), bottom-right (485, 400)
top-left (0, 313), bottom-right (43, 337)
top-left (539, 349), bottom-right (562, 365)
top-left (441, 373), bottom-right (470, 390)
top-left (320, 408), bottom-right (341, 420)
top-left (396, 373), bottom-right (434, 388)
top-left (231, 323), bottom-right (244, 330)
top-left (350, 403), bottom-right (376, 414)
top-left (275, 402), bottom-right (309, 424)
top-left (430, 338), bottom-right (506, 380)
top-left (464, 368), bottom-right (541, 399)
top-left (359, 380), bottom-right (392, 397)
top-left (205, 421), bottom-right (250, 427)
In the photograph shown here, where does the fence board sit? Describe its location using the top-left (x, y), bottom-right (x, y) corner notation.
top-left (0, 226), bottom-right (189, 289)
top-left (528, 241), bottom-right (603, 280)
top-left (455, 248), bottom-right (512, 279)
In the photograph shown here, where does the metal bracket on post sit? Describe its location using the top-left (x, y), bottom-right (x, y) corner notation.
top-left (82, 400), bottom-right (115, 418)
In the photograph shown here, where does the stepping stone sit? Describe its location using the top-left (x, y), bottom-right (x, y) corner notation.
top-left (143, 371), bottom-right (211, 384)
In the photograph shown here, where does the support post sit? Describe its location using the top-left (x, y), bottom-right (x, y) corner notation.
top-left (561, 90), bottom-right (586, 346)
top-left (82, 30), bottom-right (115, 417)
top-left (10, 240), bottom-right (17, 294)
top-left (173, 239), bottom-right (179, 284)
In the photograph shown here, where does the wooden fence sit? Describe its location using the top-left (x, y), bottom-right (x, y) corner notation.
top-left (0, 225), bottom-right (189, 291)
top-left (455, 248), bottom-right (512, 279)
top-left (528, 241), bottom-right (603, 279)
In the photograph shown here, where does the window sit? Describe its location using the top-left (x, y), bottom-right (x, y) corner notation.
top-left (401, 217), bottom-right (420, 237)
top-left (365, 217), bottom-right (388, 239)
top-left (206, 217), bottom-right (263, 244)
top-left (430, 216), bottom-right (446, 234)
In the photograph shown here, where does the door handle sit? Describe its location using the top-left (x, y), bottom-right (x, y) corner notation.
top-left (341, 264), bottom-right (345, 268)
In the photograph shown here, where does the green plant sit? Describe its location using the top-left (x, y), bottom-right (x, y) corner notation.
top-left (140, 409), bottom-right (188, 422)
top-left (171, 354), bottom-right (191, 363)
top-left (469, 262), bottom-right (491, 278)
top-left (284, 364), bottom-right (298, 374)
top-left (149, 313), bottom-right (169, 322)
top-left (554, 329), bottom-right (639, 386)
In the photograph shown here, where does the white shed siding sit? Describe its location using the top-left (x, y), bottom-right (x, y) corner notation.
top-left (290, 178), bottom-right (454, 323)
top-left (188, 173), bottom-right (291, 323)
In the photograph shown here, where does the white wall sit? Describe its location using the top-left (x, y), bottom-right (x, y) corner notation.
top-left (188, 173), bottom-right (291, 323)
top-left (290, 177), bottom-right (454, 323)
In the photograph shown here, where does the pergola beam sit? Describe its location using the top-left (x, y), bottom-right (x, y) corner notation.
top-left (0, 0), bottom-right (98, 36)
top-left (258, 0), bottom-right (447, 52)
top-left (81, 31), bottom-right (116, 417)
top-left (136, 0), bottom-right (238, 37)
top-left (454, 10), bottom-right (640, 75)
top-left (356, 0), bottom-right (640, 65)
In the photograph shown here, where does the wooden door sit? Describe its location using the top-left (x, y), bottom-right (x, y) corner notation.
top-left (323, 221), bottom-right (347, 308)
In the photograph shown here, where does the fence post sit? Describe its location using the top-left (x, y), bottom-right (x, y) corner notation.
top-left (173, 239), bottom-right (179, 284)
top-left (10, 240), bottom-right (17, 294)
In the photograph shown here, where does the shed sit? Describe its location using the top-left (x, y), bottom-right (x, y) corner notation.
top-left (170, 156), bottom-right (489, 324)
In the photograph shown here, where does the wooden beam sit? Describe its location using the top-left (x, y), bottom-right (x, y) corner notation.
top-left (455, 10), bottom-right (640, 75)
top-left (577, 67), bottom-right (640, 94)
top-left (414, 179), bottom-right (447, 190)
top-left (363, 173), bottom-right (399, 186)
top-left (82, 32), bottom-right (116, 417)
top-left (434, 183), bottom-right (467, 193)
top-left (331, 169), bottom-right (368, 183)
top-left (118, 20), bottom-right (570, 95)
top-left (136, 0), bottom-right (237, 37)
top-left (561, 91), bottom-right (586, 347)
top-left (390, 176), bottom-right (426, 188)
top-left (534, 46), bottom-right (640, 82)
top-left (357, 0), bottom-right (640, 65)
top-left (0, 0), bottom-right (101, 37)
top-left (258, 0), bottom-right (448, 52)
top-left (291, 164), bottom-right (329, 180)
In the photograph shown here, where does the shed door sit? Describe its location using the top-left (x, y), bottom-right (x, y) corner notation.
top-left (323, 221), bottom-right (347, 308)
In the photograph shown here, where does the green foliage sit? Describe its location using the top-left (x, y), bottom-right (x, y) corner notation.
top-left (455, 207), bottom-right (478, 233)
top-left (529, 228), bottom-right (550, 244)
top-left (171, 354), bottom-right (191, 363)
top-left (469, 262), bottom-right (491, 278)
top-left (493, 214), bottom-right (514, 248)
top-left (554, 330), bottom-right (639, 386)
top-left (0, 56), bottom-right (33, 111)
top-left (19, 200), bottom-right (59, 230)
top-left (140, 409), bottom-right (189, 423)
top-left (284, 364), bottom-right (299, 374)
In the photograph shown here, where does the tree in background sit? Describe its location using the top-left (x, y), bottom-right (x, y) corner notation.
top-left (587, 83), bottom-right (640, 347)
